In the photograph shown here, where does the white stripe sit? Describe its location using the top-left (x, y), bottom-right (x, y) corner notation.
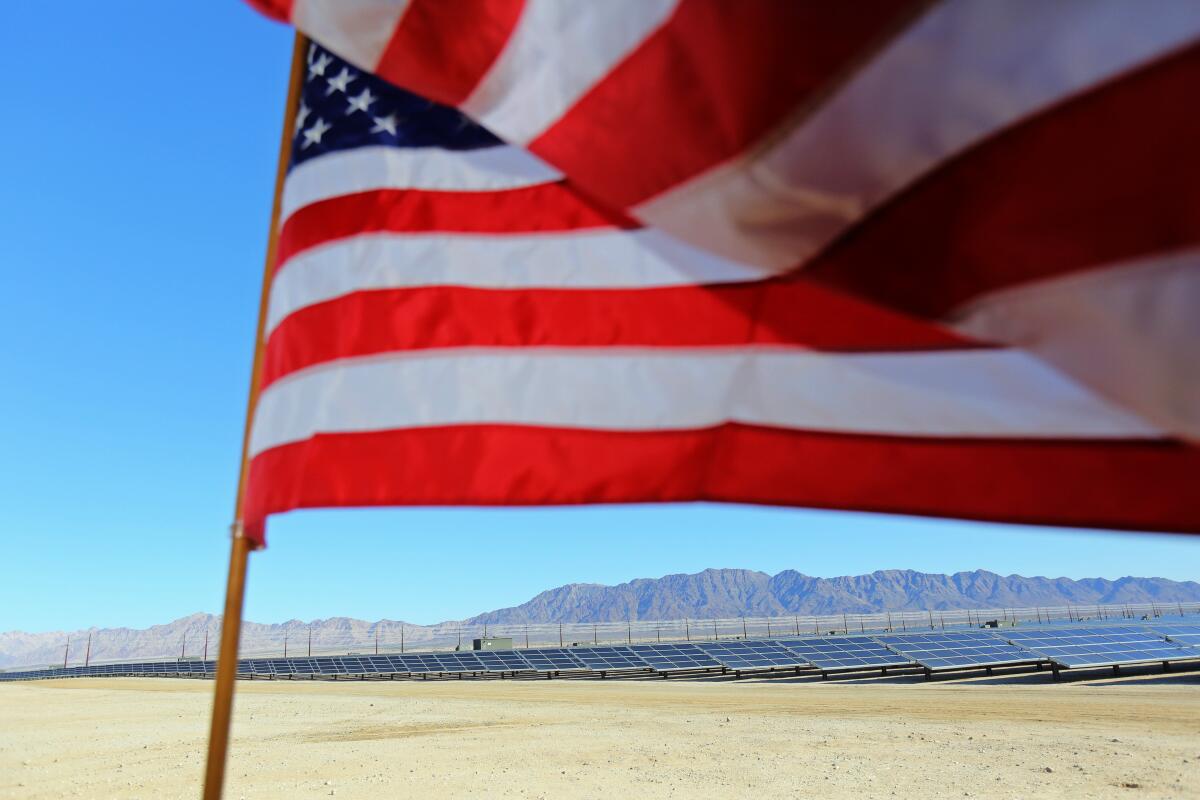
top-left (636, 0), bottom-right (1200, 268)
top-left (266, 229), bottom-right (780, 334)
top-left (461, 0), bottom-right (679, 144)
top-left (953, 250), bottom-right (1200, 440)
top-left (292, 0), bottom-right (411, 72)
top-left (281, 146), bottom-right (562, 222)
top-left (248, 348), bottom-right (1161, 457)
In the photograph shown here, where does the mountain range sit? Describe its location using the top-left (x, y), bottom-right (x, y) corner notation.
top-left (3, 568), bottom-right (1197, 668)
top-left (463, 568), bottom-right (1200, 624)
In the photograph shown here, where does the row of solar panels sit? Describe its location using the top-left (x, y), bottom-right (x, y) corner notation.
top-left (4, 623), bottom-right (1198, 682)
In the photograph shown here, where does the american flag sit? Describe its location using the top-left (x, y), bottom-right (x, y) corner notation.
top-left (242, 4), bottom-right (1200, 544)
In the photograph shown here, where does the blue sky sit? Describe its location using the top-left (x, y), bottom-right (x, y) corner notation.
top-left (0, 5), bottom-right (1196, 634)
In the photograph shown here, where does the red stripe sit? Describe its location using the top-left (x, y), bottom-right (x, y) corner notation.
top-left (276, 183), bottom-right (637, 271)
top-left (529, 0), bottom-right (917, 209)
top-left (375, 0), bottom-right (525, 106)
top-left (243, 424), bottom-right (1200, 546)
top-left (261, 279), bottom-right (981, 389)
top-left (808, 44), bottom-right (1200, 318)
top-left (245, 0), bottom-right (292, 23)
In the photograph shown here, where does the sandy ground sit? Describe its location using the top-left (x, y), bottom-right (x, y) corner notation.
top-left (1, 668), bottom-right (1198, 799)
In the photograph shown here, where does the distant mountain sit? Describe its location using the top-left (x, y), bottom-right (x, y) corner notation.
top-left (0, 613), bottom-right (427, 670)
top-left (3, 569), bottom-right (1197, 668)
top-left (464, 568), bottom-right (1200, 624)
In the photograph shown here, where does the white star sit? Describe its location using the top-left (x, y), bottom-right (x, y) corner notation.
top-left (325, 67), bottom-right (355, 96)
top-left (294, 102), bottom-right (310, 134)
top-left (308, 53), bottom-right (332, 80)
top-left (346, 88), bottom-right (376, 115)
top-left (301, 117), bottom-right (332, 149)
top-left (370, 113), bottom-right (399, 136)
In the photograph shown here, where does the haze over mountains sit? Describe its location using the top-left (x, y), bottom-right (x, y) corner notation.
top-left (3, 568), bottom-right (1198, 668)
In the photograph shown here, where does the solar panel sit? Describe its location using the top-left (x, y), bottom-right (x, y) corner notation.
top-left (377, 654), bottom-right (410, 672)
top-left (409, 655), bottom-right (447, 672)
top-left (393, 654), bottom-right (435, 673)
top-left (1147, 623), bottom-right (1200, 646)
top-left (415, 654), bottom-right (453, 673)
top-left (418, 654), bottom-right (465, 672)
top-left (627, 643), bottom-right (723, 671)
top-left (266, 659), bottom-right (298, 675)
top-left (339, 657), bottom-right (372, 674)
top-left (473, 649), bottom-right (531, 672)
top-left (1005, 626), bottom-right (1200, 668)
top-left (875, 631), bottom-right (1039, 670)
top-left (352, 656), bottom-right (389, 674)
top-left (517, 648), bottom-right (587, 672)
top-left (695, 640), bottom-right (808, 670)
top-left (429, 653), bottom-right (486, 672)
top-left (571, 646), bottom-right (652, 671)
top-left (389, 654), bottom-right (425, 671)
top-left (312, 656), bottom-right (345, 675)
top-left (777, 636), bottom-right (911, 671)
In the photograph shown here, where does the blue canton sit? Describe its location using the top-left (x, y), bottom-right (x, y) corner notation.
top-left (290, 42), bottom-right (500, 169)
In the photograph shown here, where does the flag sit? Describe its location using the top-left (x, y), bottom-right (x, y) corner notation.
top-left (242, 7), bottom-right (1200, 544)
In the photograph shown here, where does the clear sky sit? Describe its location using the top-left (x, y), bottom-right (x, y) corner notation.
top-left (0, 4), bottom-right (1196, 635)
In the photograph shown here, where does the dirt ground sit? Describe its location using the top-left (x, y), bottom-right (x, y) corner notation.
top-left (1, 668), bottom-right (1198, 799)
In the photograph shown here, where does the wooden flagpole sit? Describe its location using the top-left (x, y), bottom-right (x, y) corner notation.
top-left (202, 31), bottom-right (308, 800)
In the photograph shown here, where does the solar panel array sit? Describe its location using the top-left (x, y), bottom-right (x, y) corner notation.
top-left (1148, 624), bottom-right (1200, 646)
top-left (473, 650), bottom-right (529, 672)
top-left (516, 648), bottom-right (587, 672)
top-left (876, 631), bottom-right (1038, 670)
top-left (572, 646), bottom-right (653, 671)
top-left (695, 640), bottom-right (807, 670)
top-left (775, 636), bottom-right (910, 670)
top-left (393, 653), bottom-right (484, 673)
top-left (4, 621), bottom-right (1199, 682)
top-left (627, 643), bottom-right (723, 671)
top-left (1004, 626), bottom-right (1199, 668)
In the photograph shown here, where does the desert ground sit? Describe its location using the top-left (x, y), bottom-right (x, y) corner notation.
top-left (1, 668), bottom-right (1198, 799)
